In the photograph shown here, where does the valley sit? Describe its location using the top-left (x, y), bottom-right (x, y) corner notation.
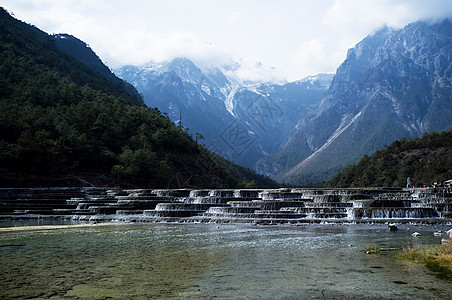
top-left (115, 20), bottom-right (452, 186)
top-left (1, 4), bottom-right (451, 299)
top-left (1, 6), bottom-right (451, 188)
top-left (114, 59), bottom-right (333, 169)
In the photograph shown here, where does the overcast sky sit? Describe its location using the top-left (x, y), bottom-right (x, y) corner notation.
top-left (3, 0), bottom-right (452, 82)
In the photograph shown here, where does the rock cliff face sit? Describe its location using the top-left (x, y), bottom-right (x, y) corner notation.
top-left (115, 60), bottom-right (332, 168)
top-left (257, 19), bottom-right (452, 185)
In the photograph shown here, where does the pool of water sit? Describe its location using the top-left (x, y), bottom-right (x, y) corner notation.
top-left (1, 222), bottom-right (451, 299)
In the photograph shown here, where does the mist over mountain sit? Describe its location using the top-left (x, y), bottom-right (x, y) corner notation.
top-left (10, 0), bottom-right (449, 188)
top-left (53, 33), bottom-right (143, 104)
top-left (257, 19), bottom-right (452, 185)
top-left (0, 8), bottom-right (275, 188)
top-left (114, 60), bottom-right (333, 169)
top-left (115, 19), bottom-right (452, 187)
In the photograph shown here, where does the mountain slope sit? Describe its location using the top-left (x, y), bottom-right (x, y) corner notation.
top-left (53, 33), bottom-right (141, 102)
top-left (0, 8), bottom-right (276, 188)
top-left (115, 60), bottom-right (333, 168)
top-left (258, 19), bottom-right (452, 185)
top-left (327, 130), bottom-right (452, 187)
top-left (115, 58), bottom-right (233, 158)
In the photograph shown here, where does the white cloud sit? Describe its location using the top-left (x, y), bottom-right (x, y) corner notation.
top-left (223, 60), bottom-right (286, 83)
top-left (3, 0), bottom-right (452, 82)
top-left (292, 39), bottom-right (342, 78)
top-left (325, 0), bottom-right (452, 33)
top-left (226, 11), bottom-right (241, 25)
top-left (99, 29), bottom-right (235, 72)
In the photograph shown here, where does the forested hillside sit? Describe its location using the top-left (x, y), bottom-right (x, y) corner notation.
top-left (0, 8), bottom-right (275, 188)
top-left (327, 130), bottom-right (452, 188)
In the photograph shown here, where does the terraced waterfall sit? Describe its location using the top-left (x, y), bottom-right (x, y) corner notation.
top-left (1, 187), bottom-right (451, 224)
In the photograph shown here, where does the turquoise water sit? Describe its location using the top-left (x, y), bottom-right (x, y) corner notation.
top-left (0, 222), bottom-right (451, 299)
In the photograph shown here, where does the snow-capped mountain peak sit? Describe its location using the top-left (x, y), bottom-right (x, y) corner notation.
top-left (114, 57), bottom-right (331, 169)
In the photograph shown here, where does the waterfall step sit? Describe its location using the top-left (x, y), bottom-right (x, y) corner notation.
top-left (253, 210), bottom-right (307, 219)
top-left (281, 207), bottom-right (348, 214)
top-left (12, 209), bottom-right (63, 215)
top-left (226, 200), bottom-right (309, 210)
top-left (351, 207), bottom-right (439, 219)
top-left (143, 210), bottom-right (205, 217)
top-left (88, 205), bottom-right (133, 214)
top-left (304, 202), bottom-right (353, 208)
top-left (116, 210), bottom-right (144, 215)
top-left (116, 200), bottom-right (170, 209)
top-left (154, 203), bottom-right (228, 211)
top-left (206, 207), bottom-right (256, 214)
top-left (184, 197), bottom-right (231, 204)
top-left (413, 203), bottom-right (452, 211)
top-left (306, 213), bottom-right (348, 219)
top-left (1, 187), bottom-right (451, 223)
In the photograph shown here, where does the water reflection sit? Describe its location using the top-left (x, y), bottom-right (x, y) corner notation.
top-left (0, 223), bottom-right (451, 299)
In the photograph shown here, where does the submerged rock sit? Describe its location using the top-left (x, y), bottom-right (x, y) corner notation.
top-left (388, 223), bottom-right (398, 231)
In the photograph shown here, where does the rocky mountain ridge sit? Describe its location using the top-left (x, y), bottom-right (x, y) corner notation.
top-left (257, 19), bottom-right (452, 185)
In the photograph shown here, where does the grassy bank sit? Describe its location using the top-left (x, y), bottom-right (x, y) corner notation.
top-left (396, 242), bottom-right (452, 280)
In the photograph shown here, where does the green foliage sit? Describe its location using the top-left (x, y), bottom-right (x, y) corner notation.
top-left (0, 8), bottom-right (277, 188)
top-left (396, 242), bottom-right (452, 280)
top-left (0, 8), bottom-right (142, 106)
top-left (111, 147), bottom-right (172, 186)
top-left (327, 130), bottom-right (452, 187)
top-left (365, 244), bottom-right (381, 255)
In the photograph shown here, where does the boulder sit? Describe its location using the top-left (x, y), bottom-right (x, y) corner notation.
top-left (441, 229), bottom-right (452, 243)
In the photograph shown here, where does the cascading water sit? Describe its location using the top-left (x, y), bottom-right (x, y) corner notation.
top-left (351, 207), bottom-right (439, 219)
top-left (0, 187), bottom-right (450, 224)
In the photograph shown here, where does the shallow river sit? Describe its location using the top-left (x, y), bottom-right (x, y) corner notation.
top-left (0, 221), bottom-right (451, 299)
